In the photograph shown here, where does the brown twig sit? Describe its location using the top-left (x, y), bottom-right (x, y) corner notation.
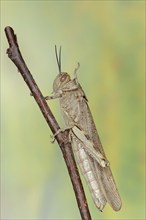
top-left (4, 26), bottom-right (91, 220)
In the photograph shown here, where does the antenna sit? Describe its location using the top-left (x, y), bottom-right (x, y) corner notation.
top-left (55, 45), bottom-right (62, 74)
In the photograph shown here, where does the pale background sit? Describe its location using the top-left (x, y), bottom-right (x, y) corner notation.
top-left (1, 1), bottom-right (145, 220)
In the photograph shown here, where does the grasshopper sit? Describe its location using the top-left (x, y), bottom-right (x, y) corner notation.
top-left (45, 46), bottom-right (122, 211)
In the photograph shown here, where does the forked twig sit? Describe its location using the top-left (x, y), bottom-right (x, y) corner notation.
top-left (4, 26), bottom-right (91, 220)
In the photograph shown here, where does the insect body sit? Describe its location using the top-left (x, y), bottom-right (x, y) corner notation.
top-left (46, 47), bottom-right (122, 211)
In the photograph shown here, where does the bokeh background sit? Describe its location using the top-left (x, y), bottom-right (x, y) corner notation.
top-left (1, 1), bottom-right (145, 220)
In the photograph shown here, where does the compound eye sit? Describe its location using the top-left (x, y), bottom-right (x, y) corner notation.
top-left (60, 73), bottom-right (70, 82)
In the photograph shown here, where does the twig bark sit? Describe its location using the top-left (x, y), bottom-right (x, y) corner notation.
top-left (4, 26), bottom-right (92, 220)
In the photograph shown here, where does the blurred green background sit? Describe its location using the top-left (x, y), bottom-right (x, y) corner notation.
top-left (1, 1), bottom-right (145, 220)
